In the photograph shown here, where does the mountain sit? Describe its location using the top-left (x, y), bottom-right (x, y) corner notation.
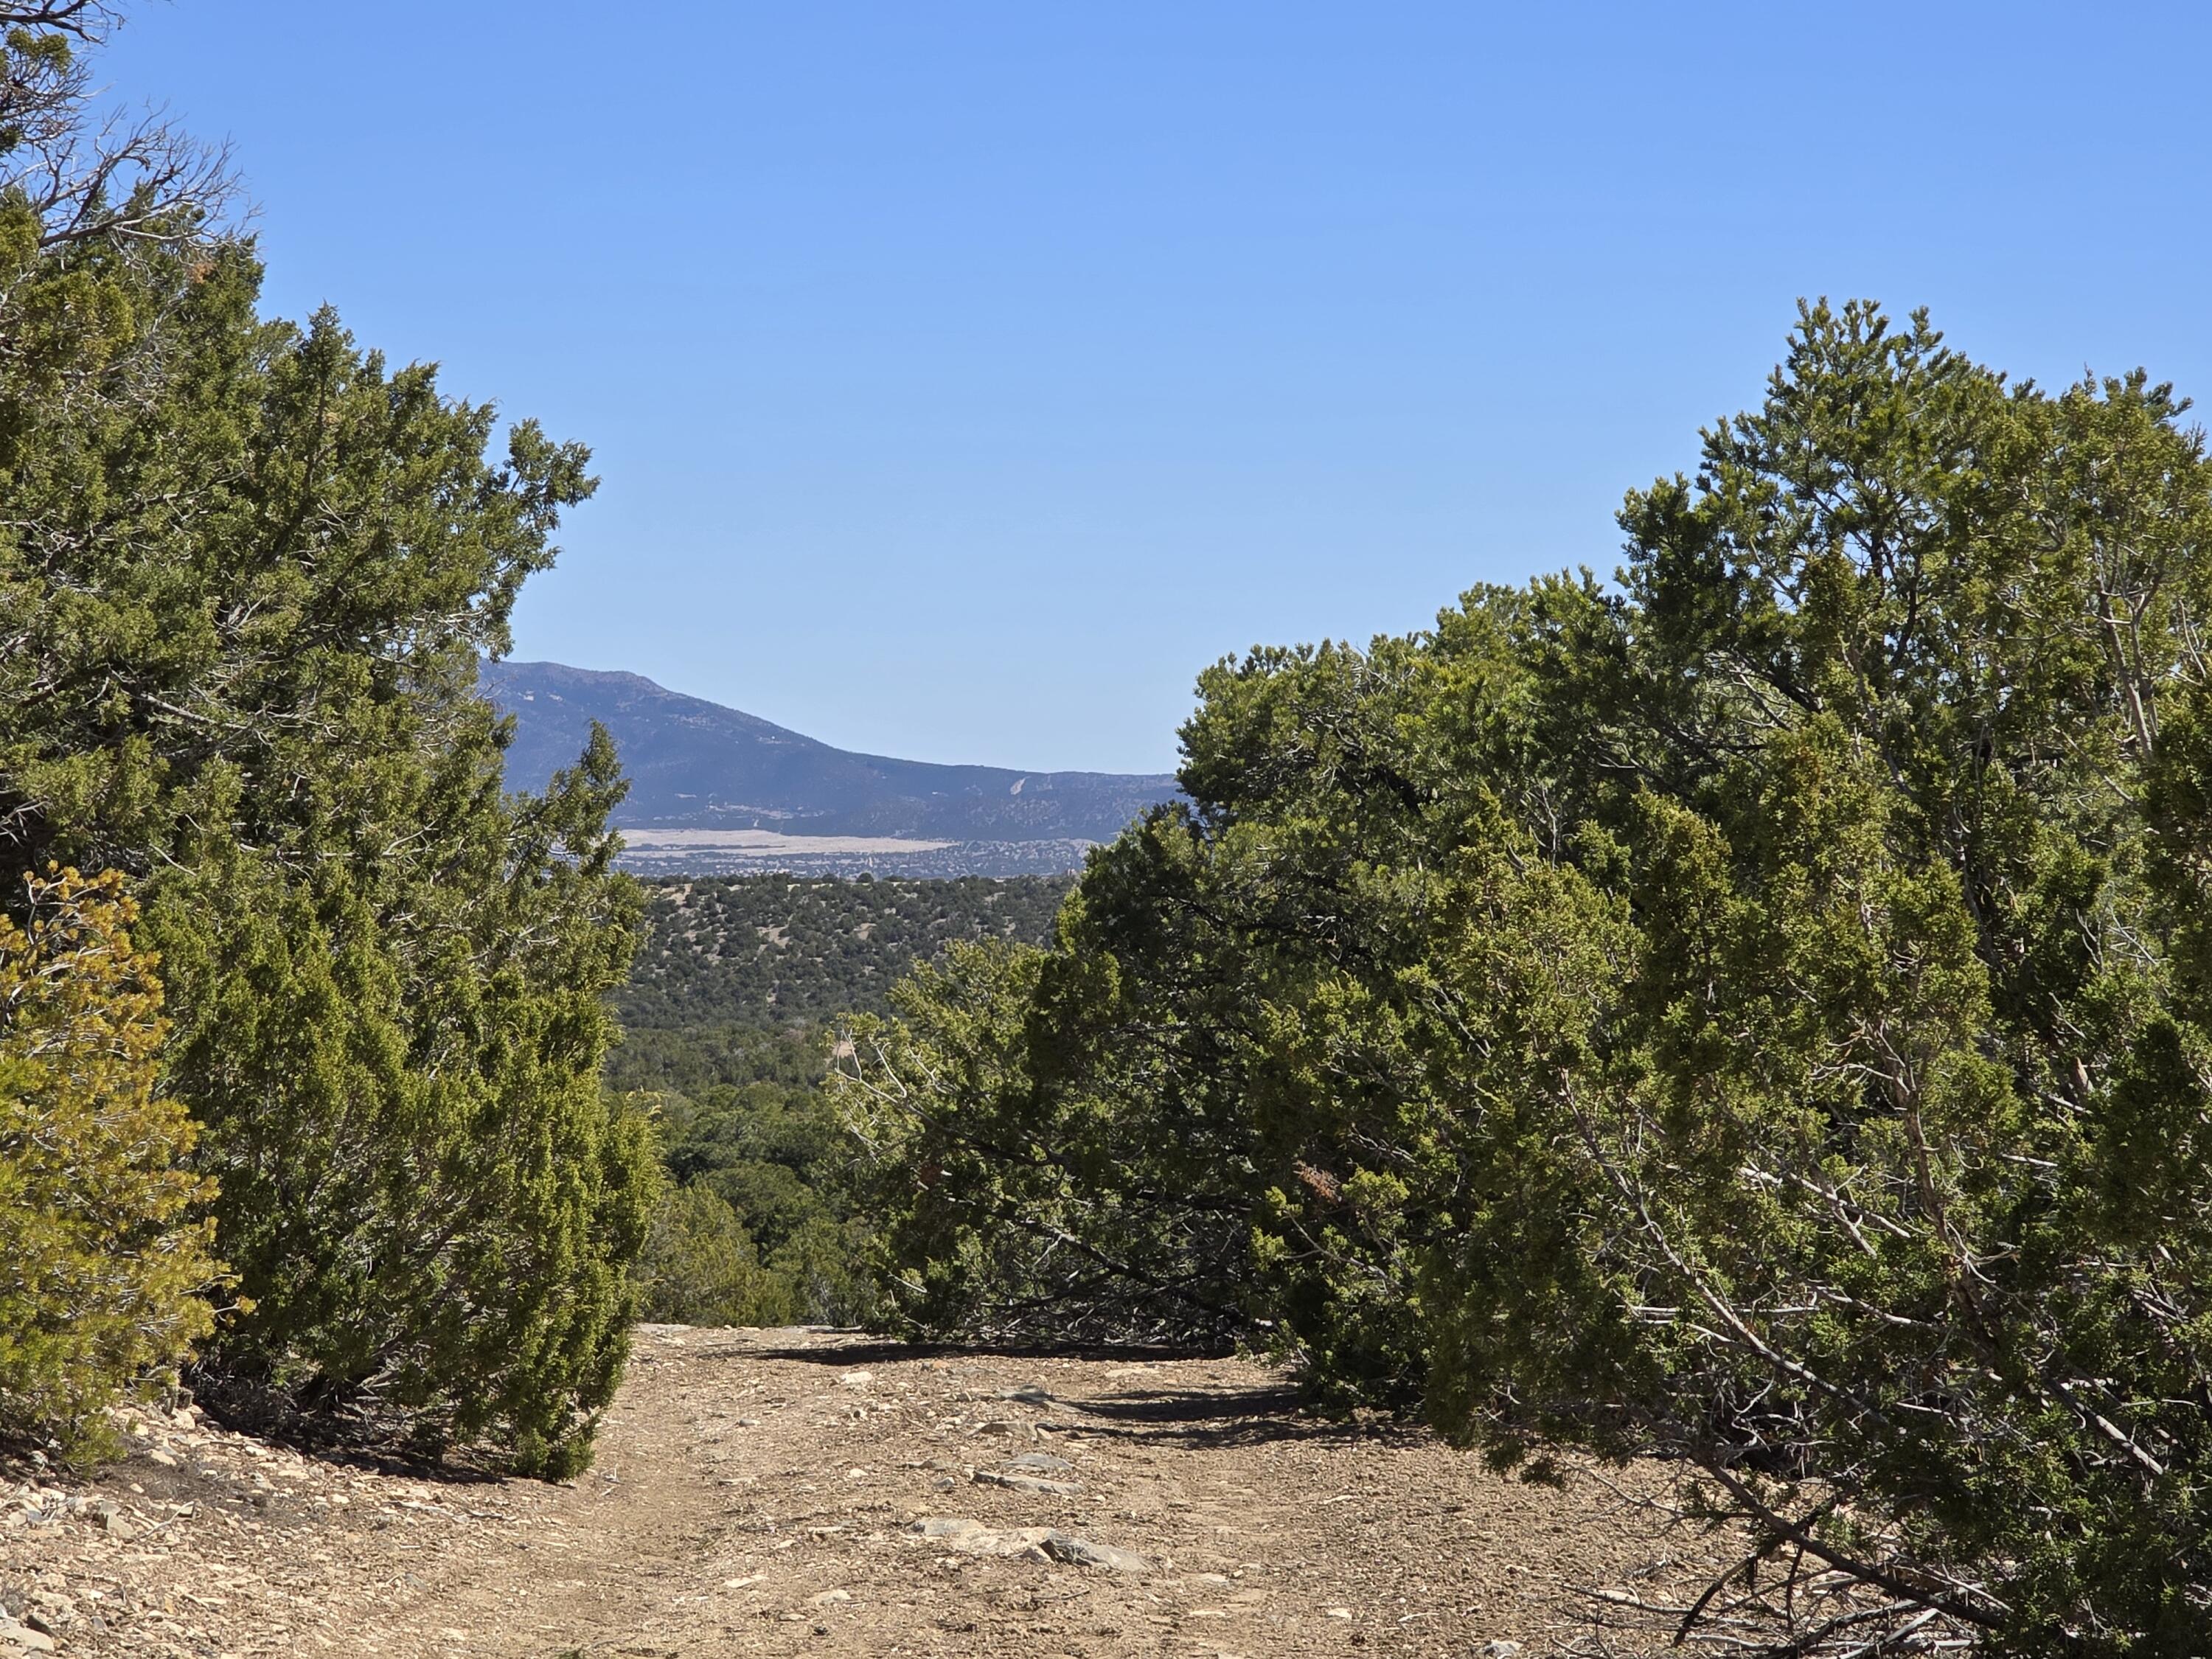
top-left (480, 661), bottom-right (1180, 874)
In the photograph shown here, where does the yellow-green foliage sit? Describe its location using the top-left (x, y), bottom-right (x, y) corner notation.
top-left (0, 869), bottom-right (222, 1458)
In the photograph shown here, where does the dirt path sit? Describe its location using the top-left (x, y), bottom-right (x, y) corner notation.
top-left (1, 1327), bottom-right (1711, 1657)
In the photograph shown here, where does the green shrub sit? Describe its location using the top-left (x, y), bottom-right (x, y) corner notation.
top-left (0, 869), bottom-right (223, 1461)
top-left (638, 1183), bottom-right (782, 1327)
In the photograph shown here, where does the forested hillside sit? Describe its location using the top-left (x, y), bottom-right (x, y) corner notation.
top-left (611, 874), bottom-right (1069, 1332)
top-left (617, 874), bottom-right (1072, 1034)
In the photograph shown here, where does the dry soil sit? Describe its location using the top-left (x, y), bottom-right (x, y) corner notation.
top-left (0, 1326), bottom-right (1717, 1658)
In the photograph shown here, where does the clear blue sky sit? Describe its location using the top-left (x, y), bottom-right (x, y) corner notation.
top-left (103, 2), bottom-right (2212, 773)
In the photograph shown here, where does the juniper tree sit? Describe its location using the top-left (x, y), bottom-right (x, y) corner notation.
top-left (0, 4), bottom-right (654, 1474)
top-left (844, 303), bottom-right (2212, 1650)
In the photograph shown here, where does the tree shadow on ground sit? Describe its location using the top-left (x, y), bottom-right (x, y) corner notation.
top-left (1071, 1385), bottom-right (1419, 1451)
top-left (728, 1332), bottom-right (1222, 1368)
top-left (714, 1329), bottom-right (1418, 1452)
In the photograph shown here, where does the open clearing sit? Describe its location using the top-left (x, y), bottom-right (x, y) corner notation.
top-left (1, 1328), bottom-right (1714, 1657)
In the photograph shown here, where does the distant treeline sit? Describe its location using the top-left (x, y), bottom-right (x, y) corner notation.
top-left (616, 873), bottom-right (1071, 1035)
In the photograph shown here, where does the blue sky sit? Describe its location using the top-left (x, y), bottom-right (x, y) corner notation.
top-left (104, 3), bottom-right (2212, 773)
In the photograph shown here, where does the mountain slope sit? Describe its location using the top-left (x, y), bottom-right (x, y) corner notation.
top-left (481, 660), bottom-right (1179, 845)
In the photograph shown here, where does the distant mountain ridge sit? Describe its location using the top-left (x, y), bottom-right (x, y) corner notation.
top-left (481, 661), bottom-right (1180, 854)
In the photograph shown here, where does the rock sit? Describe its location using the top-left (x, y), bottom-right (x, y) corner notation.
top-left (0, 1628), bottom-right (56, 1655)
top-left (902, 1517), bottom-right (1057, 1557)
top-left (840, 1370), bottom-right (874, 1389)
top-left (973, 1469), bottom-right (1083, 1497)
top-left (908, 1515), bottom-right (990, 1543)
top-left (24, 1591), bottom-right (74, 1632)
top-left (811, 1589), bottom-right (851, 1606)
top-left (1040, 1534), bottom-right (1152, 1573)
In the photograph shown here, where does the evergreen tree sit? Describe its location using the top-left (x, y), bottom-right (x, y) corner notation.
top-left (0, 4), bottom-right (653, 1472)
top-left (844, 304), bottom-right (2212, 1649)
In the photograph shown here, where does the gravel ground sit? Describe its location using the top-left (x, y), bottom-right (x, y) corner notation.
top-left (0, 1327), bottom-right (1717, 1657)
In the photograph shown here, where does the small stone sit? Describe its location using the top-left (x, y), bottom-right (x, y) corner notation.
top-left (1041, 1533), bottom-right (1151, 1573)
top-left (25, 1591), bottom-right (74, 1632)
top-left (1477, 1646), bottom-right (1523, 1658)
top-left (1326, 1607), bottom-right (1354, 1618)
top-left (811, 1589), bottom-right (851, 1606)
top-left (973, 1470), bottom-right (1084, 1498)
top-left (908, 1516), bottom-right (988, 1540)
top-left (903, 1517), bottom-right (1061, 1558)
top-left (1006, 1453), bottom-right (1074, 1472)
top-left (736, 1417), bottom-right (762, 1428)
top-left (1004, 1384), bottom-right (1052, 1405)
top-left (840, 1371), bottom-right (874, 1389)
top-left (145, 1447), bottom-right (179, 1468)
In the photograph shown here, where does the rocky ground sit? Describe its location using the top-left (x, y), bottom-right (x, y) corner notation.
top-left (0, 1328), bottom-right (1717, 1657)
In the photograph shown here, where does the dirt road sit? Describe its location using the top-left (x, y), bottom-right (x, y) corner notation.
top-left (1, 1327), bottom-right (1705, 1657)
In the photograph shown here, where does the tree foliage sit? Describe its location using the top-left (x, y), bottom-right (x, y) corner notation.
top-left (841, 302), bottom-right (2212, 1651)
top-left (0, 6), bottom-right (650, 1474)
top-left (0, 868), bottom-right (221, 1461)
